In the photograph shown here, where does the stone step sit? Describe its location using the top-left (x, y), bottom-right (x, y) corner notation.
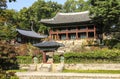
top-left (39, 64), bottom-right (52, 72)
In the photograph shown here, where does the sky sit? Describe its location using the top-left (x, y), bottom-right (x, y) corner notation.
top-left (7, 0), bottom-right (66, 11)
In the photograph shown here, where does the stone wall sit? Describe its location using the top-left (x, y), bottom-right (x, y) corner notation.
top-left (64, 64), bottom-right (120, 70)
top-left (19, 63), bottom-right (120, 71)
top-left (16, 72), bottom-right (120, 79)
top-left (56, 40), bottom-right (87, 52)
top-left (17, 64), bottom-right (120, 79)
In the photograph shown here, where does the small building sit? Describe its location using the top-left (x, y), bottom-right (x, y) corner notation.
top-left (40, 11), bottom-right (99, 41)
top-left (16, 29), bottom-right (47, 44)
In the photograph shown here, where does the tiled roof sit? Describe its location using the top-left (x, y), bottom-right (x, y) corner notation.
top-left (33, 41), bottom-right (64, 47)
top-left (16, 29), bottom-right (47, 39)
top-left (33, 41), bottom-right (64, 51)
top-left (40, 11), bottom-right (91, 24)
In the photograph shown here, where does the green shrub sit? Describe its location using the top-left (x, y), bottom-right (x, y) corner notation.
top-left (104, 39), bottom-right (120, 49)
top-left (17, 54), bottom-right (43, 64)
top-left (53, 49), bottom-right (120, 63)
top-left (17, 56), bottom-right (32, 64)
top-left (114, 43), bottom-right (120, 49)
top-left (53, 55), bottom-right (60, 63)
top-left (0, 69), bottom-right (19, 79)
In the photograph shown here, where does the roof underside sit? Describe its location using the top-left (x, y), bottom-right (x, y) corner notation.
top-left (33, 41), bottom-right (64, 51)
top-left (16, 29), bottom-right (47, 39)
top-left (40, 11), bottom-right (91, 24)
top-left (33, 41), bottom-right (64, 47)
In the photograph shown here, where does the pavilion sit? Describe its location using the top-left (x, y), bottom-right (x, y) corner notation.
top-left (40, 11), bottom-right (100, 41)
top-left (16, 29), bottom-right (47, 44)
top-left (33, 41), bottom-right (64, 63)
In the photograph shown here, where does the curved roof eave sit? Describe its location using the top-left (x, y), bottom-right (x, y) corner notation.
top-left (16, 29), bottom-right (47, 39)
top-left (40, 11), bottom-right (91, 24)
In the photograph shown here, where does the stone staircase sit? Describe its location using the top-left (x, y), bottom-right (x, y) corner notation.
top-left (39, 63), bottom-right (52, 72)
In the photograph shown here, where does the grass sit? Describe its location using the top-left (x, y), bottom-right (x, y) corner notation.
top-left (7, 69), bottom-right (27, 73)
top-left (63, 69), bottom-right (120, 74)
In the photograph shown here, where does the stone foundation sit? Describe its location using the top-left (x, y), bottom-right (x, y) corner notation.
top-left (20, 63), bottom-right (120, 72)
top-left (65, 64), bottom-right (120, 70)
top-left (56, 40), bottom-right (87, 52)
top-left (16, 72), bottom-right (120, 79)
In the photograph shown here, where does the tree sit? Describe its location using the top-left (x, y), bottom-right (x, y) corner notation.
top-left (0, 0), bottom-right (16, 14)
top-left (63, 0), bottom-right (77, 12)
top-left (63, 0), bottom-right (90, 12)
top-left (17, 0), bottom-right (62, 34)
top-left (0, 9), bottom-right (17, 41)
top-left (89, 0), bottom-right (120, 36)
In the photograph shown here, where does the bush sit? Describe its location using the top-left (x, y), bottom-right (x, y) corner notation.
top-left (53, 55), bottom-right (60, 63)
top-left (104, 39), bottom-right (120, 49)
top-left (114, 43), bottom-right (120, 49)
top-left (17, 54), bottom-right (43, 64)
top-left (0, 69), bottom-right (19, 79)
top-left (53, 49), bottom-right (120, 63)
top-left (17, 56), bottom-right (32, 64)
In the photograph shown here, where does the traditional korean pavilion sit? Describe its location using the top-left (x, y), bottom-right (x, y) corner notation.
top-left (33, 41), bottom-right (64, 63)
top-left (16, 29), bottom-right (47, 44)
top-left (40, 11), bottom-right (98, 41)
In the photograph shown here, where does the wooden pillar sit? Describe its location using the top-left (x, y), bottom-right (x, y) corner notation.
top-left (57, 34), bottom-right (59, 40)
top-left (42, 51), bottom-right (46, 63)
top-left (49, 29), bottom-right (52, 40)
top-left (94, 25), bottom-right (96, 39)
top-left (86, 26), bottom-right (88, 39)
top-left (76, 27), bottom-right (78, 39)
top-left (57, 29), bottom-right (59, 40)
top-left (66, 27), bottom-right (69, 40)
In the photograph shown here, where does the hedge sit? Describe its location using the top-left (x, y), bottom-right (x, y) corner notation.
top-left (53, 49), bottom-right (120, 63)
top-left (17, 54), bottom-right (42, 64)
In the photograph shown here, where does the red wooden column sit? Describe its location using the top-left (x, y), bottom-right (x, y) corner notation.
top-left (66, 27), bottom-right (69, 40)
top-left (94, 25), bottom-right (96, 39)
top-left (49, 29), bottom-right (52, 40)
top-left (56, 29), bottom-right (60, 40)
top-left (86, 26), bottom-right (88, 39)
top-left (42, 51), bottom-right (46, 63)
top-left (76, 27), bottom-right (78, 39)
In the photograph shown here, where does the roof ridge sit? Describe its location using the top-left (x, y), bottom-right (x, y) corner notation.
top-left (57, 11), bottom-right (89, 15)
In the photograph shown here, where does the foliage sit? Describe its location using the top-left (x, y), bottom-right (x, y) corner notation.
top-left (0, 40), bottom-right (19, 70)
top-left (0, 25), bottom-right (16, 40)
top-left (0, 9), bottom-right (17, 40)
top-left (63, 0), bottom-right (90, 12)
top-left (53, 55), bottom-right (60, 63)
top-left (113, 43), bottom-right (120, 49)
top-left (53, 49), bottom-right (120, 63)
top-left (17, 54), bottom-right (42, 64)
top-left (89, 0), bottom-right (120, 34)
top-left (104, 39), bottom-right (120, 49)
top-left (112, 32), bottom-right (120, 40)
top-left (63, 69), bottom-right (120, 74)
top-left (17, 56), bottom-right (32, 64)
top-left (17, 0), bottom-right (62, 34)
top-left (0, 69), bottom-right (19, 79)
top-left (15, 43), bottom-right (41, 56)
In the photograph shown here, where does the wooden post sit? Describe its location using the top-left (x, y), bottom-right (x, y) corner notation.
top-left (76, 27), bottom-right (78, 39)
top-left (94, 25), bottom-right (96, 39)
top-left (86, 26), bottom-right (88, 39)
top-left (66, 27), bottom-right (69, 40)
top-left (42, 51), bottom-right (46, 63)
top-left (49, 29), bottom-right (52, 40)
